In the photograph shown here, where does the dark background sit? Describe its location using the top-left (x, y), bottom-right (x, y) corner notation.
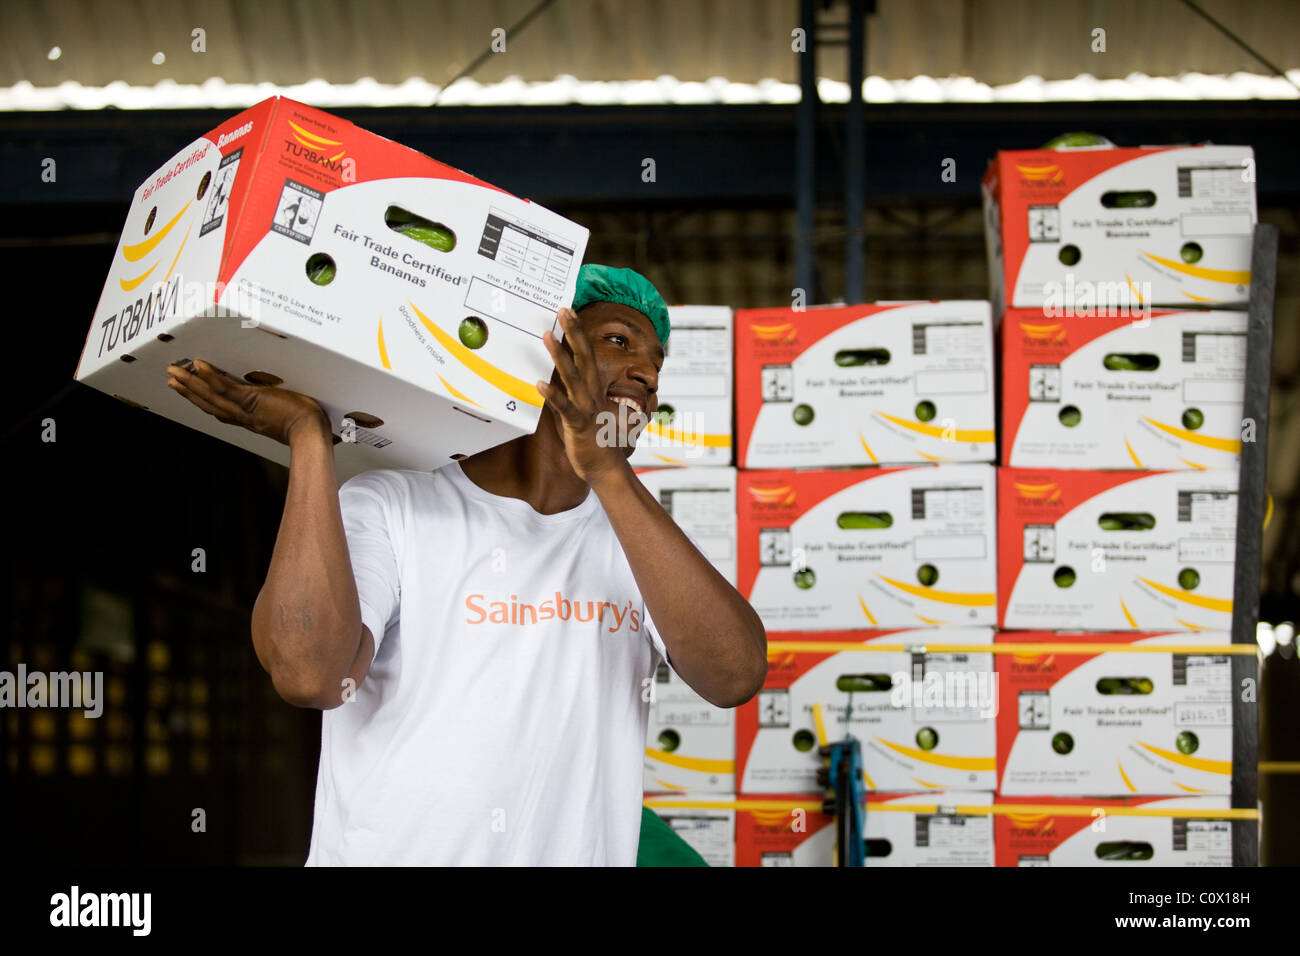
top-left (2, 0), bottom-right (1298, 865)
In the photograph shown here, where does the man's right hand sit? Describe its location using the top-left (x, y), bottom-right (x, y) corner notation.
top-left (165, 358), bottom-right (329, 446)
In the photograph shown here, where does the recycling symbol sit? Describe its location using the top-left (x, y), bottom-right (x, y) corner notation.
top-left (506, 400), bottom-right (517, 412)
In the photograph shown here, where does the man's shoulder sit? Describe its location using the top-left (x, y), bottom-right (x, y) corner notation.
top-left (342, 467), bottom-right (441, 488)
top-left (339, 467), bottom-right (447, 508)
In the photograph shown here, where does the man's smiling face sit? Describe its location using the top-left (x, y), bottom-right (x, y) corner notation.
top-left (548, 300), bottom-right (664, 455)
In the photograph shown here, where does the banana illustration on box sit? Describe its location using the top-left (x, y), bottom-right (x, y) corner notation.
top-left (994, 795), bottom-right (1232, 866)
top-left (733, 791), bottom-right (994, 866)
top-left (76, 95), bottom-right (590, 484)
top-left (998, 468), bottom-right (1237, 631)
top-left (995, 631), bottom-right (1233, 796)
top-left (739, 465), bottom-right (998, 630)
top-left (736, 628), bottom-right (997, 794)
top-left (736, 301), bottom-right (995, 468)
top-left (982, 144), bottom-right (1255, 314)
top-left (630, 306), bottom-right (734, 467)
top-left (1002, 309), bottom-right (1246, 469)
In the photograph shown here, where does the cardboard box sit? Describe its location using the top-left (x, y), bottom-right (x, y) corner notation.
top-left (734, 796), bottom-right (833, 866)
top-left (738, 465), bottom-right (997, 630)
top-left (634, 466), bottom-right (736, 586)
top-left (998, 468), bottom-right (1238, 631)
top-left (736, 302), bottom-right (995, 468)
top-left (995, 631), bottom-right (1233, 796)
top-left (75, 96), bottom-right (589, 483)
top-left (642, 794), bottom-right (736, 866)
top-left (630, 306), bottom-right (733, 466)
top-left (1002, 308), bottom-right (1246, 469)
top-left (982, 145), bottom-right (1255, 313)
top-left (994, 796), bottom-right (1232, 866)
top-left (863, 791), bottom-right (994, 866)
top-left (736, 629), bottom-right (997, 793)
top-left (644, 659), bottom-right (735, 794)
top-left (734, 792), bottom-right (994, 866)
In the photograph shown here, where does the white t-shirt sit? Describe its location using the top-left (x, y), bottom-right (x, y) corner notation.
top-left (304, 462), bottom-right (673, 866)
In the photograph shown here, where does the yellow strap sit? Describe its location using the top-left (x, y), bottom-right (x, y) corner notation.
top-left (810, 703), bottom-right (829, 747)
top-left (641, 797), bottom-right (1258, 820)
top-left (766, 641), bottom-right (1256, 656)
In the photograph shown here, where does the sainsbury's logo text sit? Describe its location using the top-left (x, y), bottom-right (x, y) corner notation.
top-left (465, 592), bottom-right (643, 634)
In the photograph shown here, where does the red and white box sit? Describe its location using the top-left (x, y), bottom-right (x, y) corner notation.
top-left (1002, 308), bottom-right (1246, 469)
top-left (863, 791), bottom-right (993, 866)
top-left (998, 468), bottom-right (1237, 631)
top-left (735, 792), bottom-right (994, 866)
top-left (642, 794), bottom-right (736, 867)
top-left (736, 302), bottom-right (995, 468)
top-left (634, 466), bottom-right (736, 586)
top-left (75, 95), bottom-right (589, 482)
top-left (982, 145), bottom-right (1255, 314)
top-left (994, 795), bottom-right (1232, 866)
top-left (630, 306), bottom-right (733, 467)
top-left (739, 466), bottom-right (997, 630)
top-left (736, 629), bottom-right (997, 793)
top-left (995, 631), bottom-right (1233, 796)
top-left (735, 797), bottom-right (833, 866)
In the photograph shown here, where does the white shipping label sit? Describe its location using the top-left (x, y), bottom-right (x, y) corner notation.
top-left (921, 815), bottom-right (991, 858)
top-left (660, 325), bottom-right (732, 391)
top-left (666, 815), bottom-right (733, 866)
top-left (915, 321), bottom-right (987, 358)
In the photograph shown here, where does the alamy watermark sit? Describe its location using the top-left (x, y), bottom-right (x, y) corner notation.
top-left (594, 404), bottom-right (709, 459)
top-left (1042, 274), bottom-right (1153, 324)
top-left (888, 669), bottom-right (998, 719)
top-left (0, 664), bottom-right (103, 718)
top-left (50, 886), bottom-right (150, 936)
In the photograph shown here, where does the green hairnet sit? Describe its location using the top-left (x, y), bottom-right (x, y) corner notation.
top-left (572, 264), bottom-right (670, 346)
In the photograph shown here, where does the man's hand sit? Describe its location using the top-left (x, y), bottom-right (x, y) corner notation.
top-left (165, 358), bottom-right (330, 446)
top-left (537, 308), bottom-right (645, 485)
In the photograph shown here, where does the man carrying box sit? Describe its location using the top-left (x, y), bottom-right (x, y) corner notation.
top-left (163, 264), bottom-right (767, 866)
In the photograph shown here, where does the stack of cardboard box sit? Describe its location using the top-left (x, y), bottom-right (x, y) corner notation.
top-left (725, 301), bottom-right (1001, 865)
top-left (982, 143), bottom-right (1253, 866)
top-left (635, 307), bottom-right (741, 867)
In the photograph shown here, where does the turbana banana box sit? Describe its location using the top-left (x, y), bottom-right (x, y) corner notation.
top-left (630, 306), bottom-right (734, 467)
top-left (982, 145), bottom-right (1255, 314)
top-left (993, 796), bottom-right (1232, 866)
top-left (735, 301), bottom-right (995, 468)
top-left (997, 468), bottom-right (1238, 631)
top-left (1001, 308), bottom-right (1247, 469)
top-left (633, 466), bottom-right (737, 586)
top-left (634, 466), bottom-right (738, 793)
top-left (739, 465), bottom-right (998, 630)
top-left (736, 628), bottom-right (997, 793)
top-left (642, 794), bottom-right (736, 866)
top-left (76, 95), bottom-right (589, 483)
top-left (995, 631), bottom-right (1233, 796)
top-left (733, 791), bottom-right (994, 866)
top-left (643, 659), bottom-right (735, 795)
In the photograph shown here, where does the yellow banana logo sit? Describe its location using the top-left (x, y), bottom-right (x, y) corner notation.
top-left (1013, 480), bottom-right (1061, 501)
top-left (288, 120), bottom-right (347, 163)
top-left (747, 485), bottom-right (796, 505)
top-left (749, 322), bottom-right (798, 343)
top-left (120, 200), bottom-right (194, 292)
top-left (1016, 163), bottom-right (1064, 183)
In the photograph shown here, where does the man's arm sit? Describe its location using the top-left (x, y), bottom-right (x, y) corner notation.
top-left (536, 310), bottom-right (767, 708)
top-left (591, 464), bottom-right (767, 707)
top-left (249, 418), bottom-right (373, 710)
top-left (165, 359), bottom-right (372, 710)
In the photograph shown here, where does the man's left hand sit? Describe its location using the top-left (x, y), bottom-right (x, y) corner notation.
top-left (537, 308), bottom-right (644, 485)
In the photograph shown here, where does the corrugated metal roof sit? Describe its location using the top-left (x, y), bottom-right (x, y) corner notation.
top-left (4, 0), bottom-right (1297, 101)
